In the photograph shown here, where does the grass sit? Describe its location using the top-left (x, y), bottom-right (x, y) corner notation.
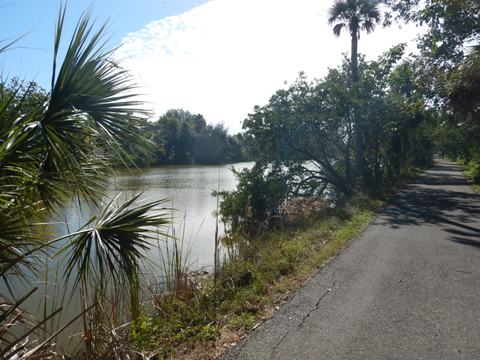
top-left (457, 159), bottom-right (480, 193)
top-left (132, 197), bottom-right (382, 359)
top-left (472, 184), bottom-right (480, 193)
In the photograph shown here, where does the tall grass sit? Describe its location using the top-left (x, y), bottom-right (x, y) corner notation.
top-left (149, 210), bottom-right (200, 302)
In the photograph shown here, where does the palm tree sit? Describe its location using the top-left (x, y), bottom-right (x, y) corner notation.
top-left (0, 6), bottom-right (169, 357)
top-left (0, 5), bottom-right (168, 286)
top-left (328, 0), bottom-right (381, 83)
top-left (328, 0), bottom-right (381, 190)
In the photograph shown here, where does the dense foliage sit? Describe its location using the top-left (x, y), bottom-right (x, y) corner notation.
top-left (383, 0), bottom-right (480, 171)
top-left (220, 46), bottom-right (435, 233)
top-left (146, 109), bottom-right (247, 165)
top-left (220, 0), bottom-right (480, 234)
top-left (116, 109), bottom-right (248, 167)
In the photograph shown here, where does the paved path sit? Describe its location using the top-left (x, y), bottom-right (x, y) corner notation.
top-left (222, 159), bottom-right (480, 360)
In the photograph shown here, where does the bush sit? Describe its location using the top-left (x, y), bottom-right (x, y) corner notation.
top-left (279, 196), bottom-right (327, 225)
top-left (465, 161), bottom-right (480, 183)
top-left (219, 163), bottom-right (289, 234)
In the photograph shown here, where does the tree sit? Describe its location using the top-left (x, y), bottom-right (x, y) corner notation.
top-left (328, 0), bottom-right (381, 190)
top-left (151, 109), bottom-right (247, 165)
top-left (383, 0), bottom-right (480, 165)
top-left (358, 46), bottom-right (434, 185)
top-left (242, 70), bottom-right (356, 199)
top-left (233, 47), bottom-right (431, 217)
top-left (329, 0), bottom-right (381, 83)
top-left (384, 0), bottom-right (480, 65)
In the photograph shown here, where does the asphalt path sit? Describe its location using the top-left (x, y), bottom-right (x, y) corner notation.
top-left (222, 159), bottom-right (480, 360)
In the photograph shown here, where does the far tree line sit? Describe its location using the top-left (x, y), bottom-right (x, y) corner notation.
top-left (0, 79), bottom-right (249, 168)
top-left (129, 109), bottom-right (248, 166)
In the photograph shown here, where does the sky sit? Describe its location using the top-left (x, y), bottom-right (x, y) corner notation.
top-left (1, 0), bottom-right (423, 133)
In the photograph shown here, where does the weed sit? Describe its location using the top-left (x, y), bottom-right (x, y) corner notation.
top-left (228, 313), bottom-right (256, 331)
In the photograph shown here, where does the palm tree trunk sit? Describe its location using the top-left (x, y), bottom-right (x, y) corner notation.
top-left (351, 31), bottom-right (359, 83)
top-left (351, 29), bottom-right (365, 191)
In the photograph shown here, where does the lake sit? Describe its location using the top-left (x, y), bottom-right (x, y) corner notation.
top-left (51, 162), bottom-right (253, 271)
top-left (1, 162), bottom-right (253, 351)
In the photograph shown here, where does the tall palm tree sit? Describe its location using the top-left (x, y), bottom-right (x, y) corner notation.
top-left (328, 0), bottom-right (381, 190)
top-left (328, 0), bottom-right (381, 83)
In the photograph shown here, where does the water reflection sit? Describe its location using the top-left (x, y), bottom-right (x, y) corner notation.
top-left (52, 162), bottom-right (253, 270)
top-left (1, 163), bottom-right (252, 351)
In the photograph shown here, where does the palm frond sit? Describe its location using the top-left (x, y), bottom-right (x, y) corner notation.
top-left (0, 31), bottom-right (29, 54)
top-left (0, 4), bottom-right (160, 297)
top-left (0, 6), bottom-right (169, 357)
top-left (58, 193), bottom-right (170, 292)
top-left (1, 6), bottom-right (152, 211)
top-left (0, 181), bottom-right (46, 293)
top-left (329, 0), bottom-right (381, 36)
top-left (46, 9), bottom-right (147, 145)
top-left (333, 23), bottom-right (346, 37)
top-left (328, 0), bottom-right (351, 25)
top-left (362, 20), bottom-right (376, 34)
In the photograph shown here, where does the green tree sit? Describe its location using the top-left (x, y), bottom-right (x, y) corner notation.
top-left (328, 0), bottom-right (381, 190)
top-left (358, 46), bottom-right (434, 186)
top-left (235, 47), bottom-right (431, 213)
top-left (242, 70), bottom-right (356, 198)
top-left (383, 0), bottom-right (480, 164)
top-left (151, 109), bottom-right (247, 165)
top-left (384, 0), bottom-right (480, 65)
top-left (193, 123), bottom-right (226, 164)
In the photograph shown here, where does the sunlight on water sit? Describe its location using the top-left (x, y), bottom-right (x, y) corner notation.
top-left (2, 163), bottom-right (253, 351)
top-left (51, 162), bottom-right (253, 269)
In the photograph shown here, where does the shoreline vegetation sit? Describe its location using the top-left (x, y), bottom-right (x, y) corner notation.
top-left (136, 197), bottom-right (382, 359)
top-left (2, 0), bottom-right (480, 359)
top-left (122, 109), bottom-right (250, 168)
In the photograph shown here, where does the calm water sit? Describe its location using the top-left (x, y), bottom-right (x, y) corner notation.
top-left (52, 162), bottom-right (253, 270)
top-left (2, 163), bottom-right (252, 351)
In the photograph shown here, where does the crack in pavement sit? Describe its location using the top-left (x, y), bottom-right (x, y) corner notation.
top-left (270, 327), bottom-right (292, 358)
top-left (270, 280), bottom-right (337, 358)
top-left (297, 281), bottom-right (336, 329)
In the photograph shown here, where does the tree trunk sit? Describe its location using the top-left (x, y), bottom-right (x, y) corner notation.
top-left (351, 28), bottom-right (365, 192)
top-left (345, 123), bottom-right (353, 185)
top-left (351, 30), bottom-right (359, 83)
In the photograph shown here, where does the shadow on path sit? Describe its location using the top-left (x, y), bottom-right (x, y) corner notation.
top-left (379, 161), bottom-right (480, 248)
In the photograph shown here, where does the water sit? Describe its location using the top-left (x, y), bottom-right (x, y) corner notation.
top-left (52, 162), bottom-right (253, 270)
top-left (2, 163), bottom-right (252, 352)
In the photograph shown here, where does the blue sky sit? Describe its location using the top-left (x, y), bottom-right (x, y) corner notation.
top-left (0, 0), bottom-right (423, 132)
top-left (0, 0), bottom-right (208, 87)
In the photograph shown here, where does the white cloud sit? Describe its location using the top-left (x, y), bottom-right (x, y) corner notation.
top-left (117, 0), bottom-right (422, 133)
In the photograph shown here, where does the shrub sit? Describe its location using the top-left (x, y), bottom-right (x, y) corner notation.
top-left (280, 196), bottom-right (327, 225)
top-left (465, 161), bottom-right (480, 183)
top-left (219, 163), bottom-right (289, 234)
